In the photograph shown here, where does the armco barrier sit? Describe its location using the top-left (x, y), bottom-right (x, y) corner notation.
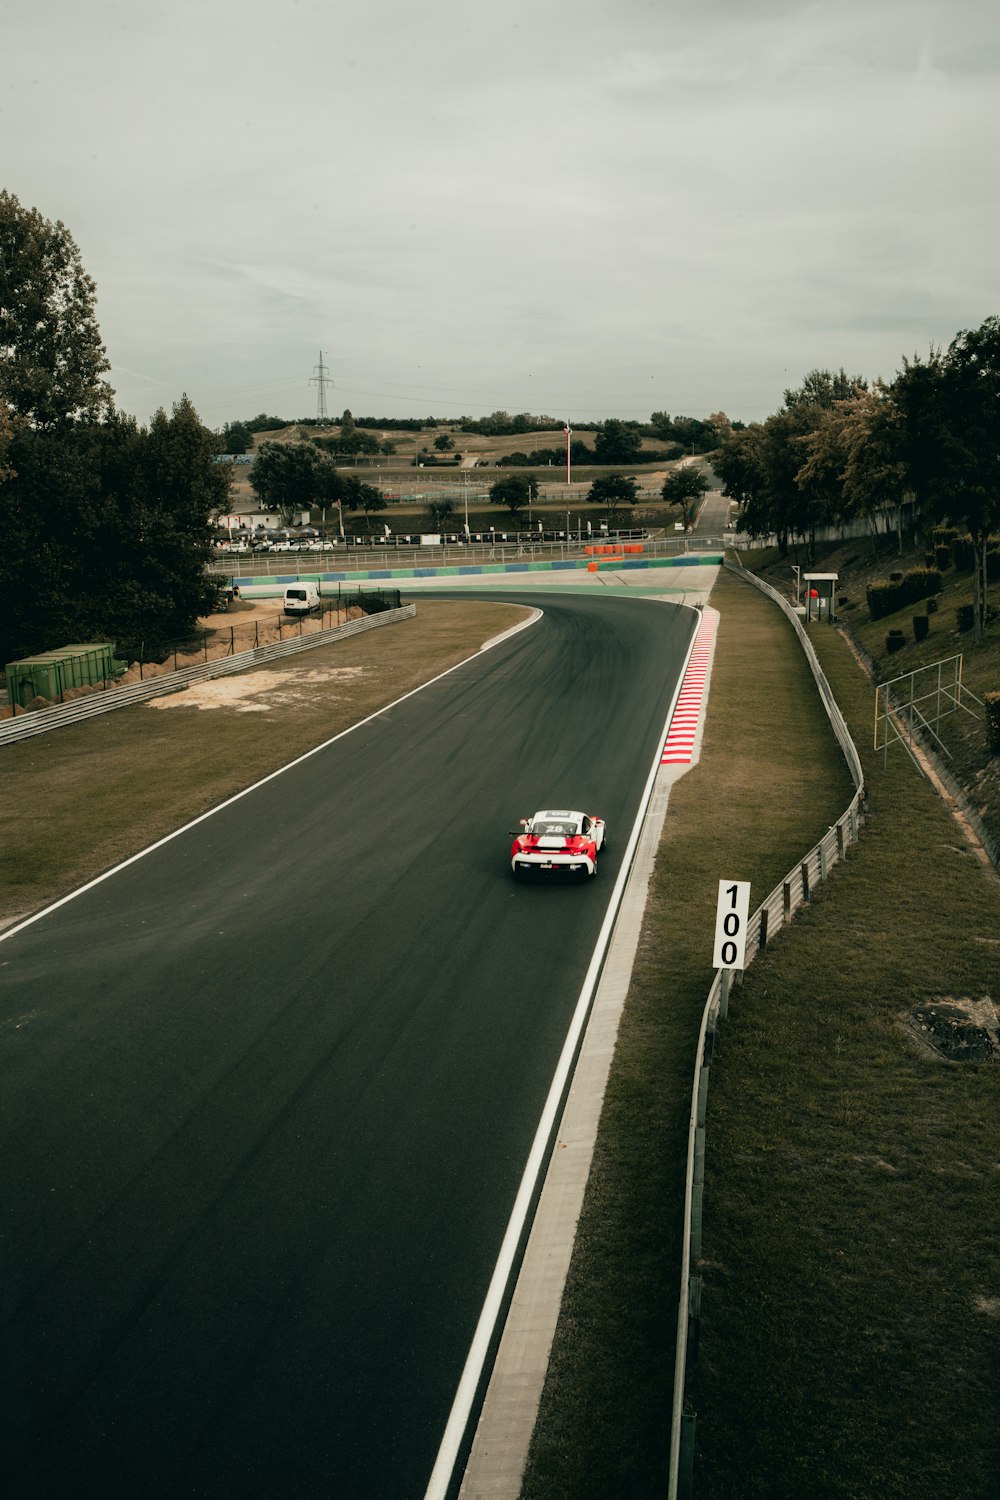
top-left (667, 560), bottom-right (865, 1499)
top-left (0, 605), bottom-right (415, 747)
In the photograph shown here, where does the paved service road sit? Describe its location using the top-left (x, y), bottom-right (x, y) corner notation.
top-left (2, 592), bottom-right (696, 1500)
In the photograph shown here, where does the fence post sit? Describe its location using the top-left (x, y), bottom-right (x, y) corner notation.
top-left (678, 1414), bottom-right (696, 1500)
top-left (759, 907), bottom-right (769, 950)
top-left (801, 861), bottom-right (810, 902)
top-left (836, 822), bottom-right (845, 859)
top-left (719, 969), bottom-right (731, 1020)
top-left (818, 842), bottom-right (828, 880)
top-left (783, 881), bottom-right (792, 921)
top-left (691, 1125), bottom-right (706, 1260)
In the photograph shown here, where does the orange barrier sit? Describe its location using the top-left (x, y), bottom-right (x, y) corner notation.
top-left (585, 543), bottom-right (642, 557)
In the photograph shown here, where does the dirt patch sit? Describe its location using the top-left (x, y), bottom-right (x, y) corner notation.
top-left (906, 996), bottom-right (999, 1061)
top-left (149, 664), bottom-right (365, 713)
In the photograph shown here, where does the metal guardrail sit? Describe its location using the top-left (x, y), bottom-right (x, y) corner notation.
top-left (667, 560), bottom-right (866, 1499)
top-left (0, 606), bottom-right (415, 747)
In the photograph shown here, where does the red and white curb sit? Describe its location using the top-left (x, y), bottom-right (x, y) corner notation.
top-left (660, 606), bottom-right (719, 769)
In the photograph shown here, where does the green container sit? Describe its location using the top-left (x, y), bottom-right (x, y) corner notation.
top-left (6, 643), bottom-right (116, 708)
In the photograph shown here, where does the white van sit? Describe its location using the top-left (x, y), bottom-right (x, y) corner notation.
top-left (283, 582), bottom-right (321, 616)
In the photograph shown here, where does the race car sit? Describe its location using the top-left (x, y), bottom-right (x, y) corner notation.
top-left (510, 808), bottom-right (607, 880)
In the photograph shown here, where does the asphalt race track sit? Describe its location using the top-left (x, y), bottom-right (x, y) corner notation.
top-left (1, 591), bottom-right (696, 1499)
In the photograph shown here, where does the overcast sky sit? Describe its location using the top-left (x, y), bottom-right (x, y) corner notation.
top-left (4, 0), bottom-right (998, 430)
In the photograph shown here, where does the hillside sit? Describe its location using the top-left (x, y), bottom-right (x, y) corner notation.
top-left (740, 533), bottom-right (1000, 860)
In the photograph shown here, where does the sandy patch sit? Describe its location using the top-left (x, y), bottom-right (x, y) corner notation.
top-left (149, 664), bottom-right (366, 713)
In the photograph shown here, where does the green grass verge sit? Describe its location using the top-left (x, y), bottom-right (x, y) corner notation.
top-left (520, 568), bottom-right (855, 1498)
top-left (688, 601), bottom-right (1000, 1500)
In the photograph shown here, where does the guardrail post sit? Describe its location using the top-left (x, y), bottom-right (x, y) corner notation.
top-left (687, 1275), bottom-right (702, 1363)
top-left (818, 842), bottom-right (828, 880)
top-left (783, 881), bottom-right (792, 921)
top-left (691, 1125), bottom-right (705, 1259)
top-left (836, 821), bottom-right (845, 859)
top-left (719, 969), bottom-right (731, 1020)
top-left (678, 1414), bottom-right (696, 1500)
top-left (696, 1066), bottom-right (710, 1129)
top-left (759, 907), bottom-right (769, 950)
top-left (801, 861), bottom-right (810, 902)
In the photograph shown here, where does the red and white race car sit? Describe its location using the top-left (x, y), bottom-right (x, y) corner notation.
top-left (510, 808), bottom-right (607, 880)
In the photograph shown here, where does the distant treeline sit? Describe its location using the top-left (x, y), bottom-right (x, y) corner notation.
top-left (225, 410), bottom-right (741, 451)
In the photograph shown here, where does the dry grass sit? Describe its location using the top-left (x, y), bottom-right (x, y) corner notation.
top-left (0, 600), bottom-right (526, 930)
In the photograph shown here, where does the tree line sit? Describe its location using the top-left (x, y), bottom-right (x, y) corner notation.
top-left (712, 318), bottom-right (1000, 642)
top-left (0, 191), bottom-right (228, 664)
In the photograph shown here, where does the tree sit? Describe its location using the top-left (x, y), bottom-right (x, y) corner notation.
top-left (0, 396), bottom-right (18, 482)
top-left (250, 441), bottom-right (331, 523)
top-left (0, 190), bottom-right (114, 426)
top-left (425, 498), bottom-right (456, 531)
top-left (0, 401), bottom-right (224, 661)
top-left (587, 473), bottom-right (639, 517)
top-left (661, 466), bottom-right (709, 530)
top-left (799, 382), bottom-right (910, 560)
top-left (338, 475), bottom-right (386, 525)
top-left (593, 419), bottom-right (643, 465)
top-left (489, 474), bottom-right (537, 518)
top-left (221, 420), bottom-right (253, 454)
top-left (433, 434), bottom-right (454, 452)
top-left (895, 321), bottom-right (1000, 643)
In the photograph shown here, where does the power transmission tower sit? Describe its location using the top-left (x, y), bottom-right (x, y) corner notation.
top-left (311, 351), bottom-right (333, 423)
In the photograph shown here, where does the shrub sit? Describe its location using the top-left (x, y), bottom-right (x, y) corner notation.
top-left (957, 604), bottom-right (975, 633)
top-left (927, 597), bottom-right (938, 614)
top-left (934, 544), bottom-right (951, 570)
top-left (913, 615), bottom-right (930, 642)
top-left (986, 692), bottom-right (1000, 754)
top-left (866, 568), bottom-right (943, 620)
top-left (886, 629), bottom-right (907, 654)
top-left (924, 552), bottom-right (936, 568)
top-left (953, 535), bottom-right (975, 569)
top-left (988, 548), bottom-right (1000, 584)
top-left (867, 582), bottom-right (897, 620)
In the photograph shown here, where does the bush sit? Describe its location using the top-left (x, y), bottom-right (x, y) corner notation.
top-left (886, 629), bottom-right (907, 654)
top-left (953, 535), bottom-right (975, 569)
top-left (924, 552), bottom-right (936, 568)
top-left (957, 604), bottom-right (975, 633)
top-left (986, 692), bottom-right (1000, 754)
top-left (913, 614), bottom-right (930, 642)
top-left (866, 568), bottom-right (943, 620)
top-left (934, 544), bottom-right (951, 570)
top-left (927, 597), bottom-right (938, 614)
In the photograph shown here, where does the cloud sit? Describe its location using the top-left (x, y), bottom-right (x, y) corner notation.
top-left (3, 0), bottom-right (998, 426)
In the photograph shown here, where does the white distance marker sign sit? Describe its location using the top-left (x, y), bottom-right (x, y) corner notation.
top-left (713, 880), bottom-right (751, 970)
